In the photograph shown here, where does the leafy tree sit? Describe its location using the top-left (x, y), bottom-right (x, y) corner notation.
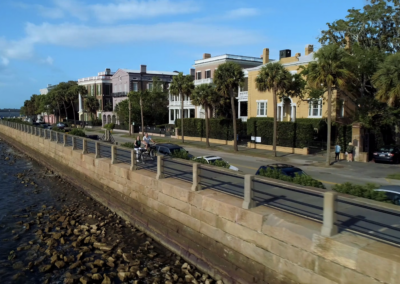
top-left (214, 62), bottom-right (244, 151)
top-left (170, 73), bottom-right (195, 143)
top-left (84, 97), bottom-right (99, 121)
top-left (255, 62), bottom-right (291, 157)
top-left (191, 84), bottom-right (218, 147)
top-left (129, 90), bottom-right (148, 136)
top-left (304, 44), bottom-right (355, 166)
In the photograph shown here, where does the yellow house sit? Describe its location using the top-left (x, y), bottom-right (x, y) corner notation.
top-left (240, 45), bottom-right (354, 123)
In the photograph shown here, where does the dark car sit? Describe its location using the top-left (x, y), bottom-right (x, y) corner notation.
top-left (155, 143), bottom-right (193, 158)
top-left (86, 135), bottom-right (99, 140)
top-left (374, 186), bottom-right (400, 205)
top-left (373, 146), bottom-right (400, 164)
top-left (255, 163), bottom-right (306, 178)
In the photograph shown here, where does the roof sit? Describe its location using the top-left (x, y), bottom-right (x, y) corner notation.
top-left (121, 69), bottom-right (179, 76)
top-left (244, 52), bottom-right (316, 72)
top-left (194, 54), bottom-right (263, 66)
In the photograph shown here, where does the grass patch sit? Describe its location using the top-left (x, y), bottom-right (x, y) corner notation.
top-left (387, 173), bottom-right (400, 180)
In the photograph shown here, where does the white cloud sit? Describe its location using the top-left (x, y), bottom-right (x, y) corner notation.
top-left (42, 56), bottom-right (54, 65)
top-left (1, 56), bottom-right (9, 66)
top-left (225, 8), bottom-right (259, 19)
top-left (23, 22), bottom-right (263, 47)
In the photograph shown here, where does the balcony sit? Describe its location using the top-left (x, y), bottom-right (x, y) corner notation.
top-left (194, 78), bottom-right (213, 85)
top-left (78, 75), bottom-right (113, 83)
top-left (169, 100), bottom-right (194, 107)
top-left (112, 92), bottom-right (128, 97)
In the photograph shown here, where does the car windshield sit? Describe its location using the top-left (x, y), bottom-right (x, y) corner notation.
top-left (280, 168), bottom-right (305, 178)
top-left (379, 147), bottom-right (394, 152)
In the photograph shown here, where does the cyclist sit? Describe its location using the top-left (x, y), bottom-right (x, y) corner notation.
top-left (143, 133), bottom-right (155, 151)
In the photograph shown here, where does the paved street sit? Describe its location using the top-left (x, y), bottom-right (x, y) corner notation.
top-left (87, 128), bottom-right (400, 189)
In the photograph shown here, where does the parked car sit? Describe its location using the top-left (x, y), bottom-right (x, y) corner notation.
top-left (373, 146), bottom-right (400, 164)
top-left (56, 123), bottom-right (66, 129)
top-left (374, 186), bottom-right (400, 205)
top-left (86, 135), bottom-right (99, 140)
top-left (155, 143), bottom-right (193, 158)
top-left (255, 163), bottom-right (306, 177)
top-left (195, 155), bottom-right (239, 171)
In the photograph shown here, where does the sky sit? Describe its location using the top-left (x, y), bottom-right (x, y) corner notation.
top-left (0, 0), bottom-right (367, 108)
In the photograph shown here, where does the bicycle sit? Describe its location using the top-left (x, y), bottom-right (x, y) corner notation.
top-left (136, 143), bottom-right (157, 163)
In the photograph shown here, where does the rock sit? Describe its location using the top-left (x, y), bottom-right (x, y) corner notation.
top-left (77, 252), bottom-right (83, 261)
top-left (57, 216), bottom-right (66, 222)
top-left (118, 271), bottom-right (131, 282)
top-left (53, 232), bottom-right (62, 240)
top-left (27, 262), bottom-right (33, 270)
top-left (55, 261), bottom-right (65, 269)
top-left (161, 266), bottom-right (170, 273)
top-left (79, 276), bottom-right (89, 284)
top-left (94, 259), bottom-right (104, 267)
top-left (101, 274), bottom-right (111, 284)
top-left (39, 264), bottom-right (52, 273)
top-left (91, 268), bottom-right (98, 274)
top-left (69, 261), bottom-right (81, 270)
top-left (216, 281), bottom-right (224, 284)
top-left (64, 255), bottom-right (74, 263)
top-left (106, 262), bottom-right (114, 268)
top-left (51, 254), bottom-right (58, 264)
top-left (64, 278), bottom-right (75, 284)
top-left (137, 268), bottom-right (148, 278)
top-left (92, 273), bottom-right (103, 281)
top-left (12, 261), bottom-right (24, 270)
top-left (34, 255), bottom-right (46, 266)
top-left (12, 272), bottom-right (24, 280)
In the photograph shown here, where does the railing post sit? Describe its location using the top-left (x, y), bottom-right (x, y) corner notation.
top-left (82, 138), bottom-right (87, 154)
top-left (111, 145), bottom-right (116, 164)
top-left (156, 156), bottom-right (164, 180)
top-left (242, 174), bottom-right (256, 209)
top-left (191, 163), bottom-right (201, 191)
top-left (63, 134), bottom-right (67, 147)
top-left (56, 132), bottom-right (59, 143)
top-left (72, 137), bottom-right (76, 150)
top-left (130, 149), bottom-right (137, 171)
top-left (95, 142), bottom-right (100, 158)
top-left (321, 191), bottom-right (338, 237)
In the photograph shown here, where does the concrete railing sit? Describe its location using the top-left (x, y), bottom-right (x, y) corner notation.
top-left (3, 119), bottom-right (400, 247)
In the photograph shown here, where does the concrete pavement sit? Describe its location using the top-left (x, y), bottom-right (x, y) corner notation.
top-left (86, 128), bottom-right (400, 189)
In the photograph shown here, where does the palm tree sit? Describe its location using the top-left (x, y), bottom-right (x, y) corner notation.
top-left (255, 62), bottom-right (292, 157)
top-left (191, 84), bottom-right (218, 147)
top-left (67, 85), bottom-right (87, 126)
top-left (305, 44), bottom-right (355, 166)
top-left (214, 62), bottom-right (244, 151)
top-left (84, 97), bottom-right (100, 122)
top-left (129, 90), bottom-right (149, 136)
top-left (170, 73), bottom-right (195, 143)
top-left (372, 52), bottom-right (400, 142)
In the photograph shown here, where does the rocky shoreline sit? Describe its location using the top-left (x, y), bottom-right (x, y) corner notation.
top-left (1, 142), bottom-right (220, 284)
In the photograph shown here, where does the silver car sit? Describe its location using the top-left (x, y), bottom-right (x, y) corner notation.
top-left (374, 186), bottom-right (400, 205)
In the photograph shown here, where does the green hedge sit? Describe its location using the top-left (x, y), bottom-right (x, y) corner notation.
top-left (259, 167), bottom-right (325, 189)
top-left (68, 128), bottom-right (86, 137)
top-left (333, 182), bottom-right (390, 203)
top-left (247, 118), bottom-right (314, 148)
top-left (175, 118), bottom-right (247, 140)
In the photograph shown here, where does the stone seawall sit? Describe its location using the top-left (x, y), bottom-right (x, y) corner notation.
top-left (1, 125), bottom-right (400, 284)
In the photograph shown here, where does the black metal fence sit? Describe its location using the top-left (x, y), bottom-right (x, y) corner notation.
top-left (87, 140), bottom-right (96, 154)
top-left (98, 143), bottom-right (111, 158)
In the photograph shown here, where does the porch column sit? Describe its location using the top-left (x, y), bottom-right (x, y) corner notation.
top-left (238, 101), bottom-right (241, 119)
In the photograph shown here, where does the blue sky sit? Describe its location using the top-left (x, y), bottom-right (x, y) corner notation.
top-left (0, 0), bottom-right (366, 108)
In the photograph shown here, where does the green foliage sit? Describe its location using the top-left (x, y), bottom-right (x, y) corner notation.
top-left (175, 118), bottom-right (246, 140)
top-left (259, 168), bottom-right (325, 189)
top-left (84, 97), bottom-right (100, 121)
top-left (3, 118), bottom-right (31, 125)
top-left (121, 142), bottom-right (135, 149)
top-left (333, 182), bottom-right (390, 203)
top-left (104, 123), bottom-right (115, 130)
top-left (68, 128), bottom-right (86, 137)
top-left (51, 126), bottom-right (64, 132)
top-left (387, 173), bottom-right (400, 180)
top-left (247, 118), bottom-right (315, 148)
top-left (89, 118), bottom-right (102, 126)
top-left (170, 149), bottom-right (192, 160)
top-left (193, 157), bottom-right (231, 169)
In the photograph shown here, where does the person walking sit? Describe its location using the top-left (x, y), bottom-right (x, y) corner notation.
top-left (346, 142), bottom-right (354, 162)
top-left (335, 143), bottom-right (341, 161)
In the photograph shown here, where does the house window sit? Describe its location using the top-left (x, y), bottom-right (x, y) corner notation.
top-left (91, 85), bottom-right (94, 96)
top-left (205, 70), bottom-right (211, 79)
top-left (308, 99), bottom-right (322, 117)
top-left (170, 109), bottom-right (174, 120)
top-left (148, 83), bottom-right (153, 91)
top-left (256, 100), bottom-right (267, 117)
top-left (124, 84), bottom-right (127, 93)
top-left (132, 82), bottom-right (138, 92)
top-left (196, 71), bottom-right (202, 80)
top-left (97, 84), bottom-right (101, 95)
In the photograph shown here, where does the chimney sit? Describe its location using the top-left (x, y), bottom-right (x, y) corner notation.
top-left (105, 68), bottom-right (111, 75)
top-left (262, 48), bottom-right (269, 64)
top-left (190, 68), bottom-right (195, 77)
top-left (203, 53), bottom-right (211, 59)
top-left (305, 44), bottom-right (314, 55)
top-left (140, 65), bottom-right (147, 73)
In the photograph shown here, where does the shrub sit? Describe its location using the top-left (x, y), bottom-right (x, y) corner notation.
top-left (333, 182), bottom-right (390, 203)
top-left (121, 142), bottom-right (135, 149)
top-left (68, 128), bottom-right (86, 137)
top-left (259, 168), bottom-right (325, 189)
top-left (171, 149), bottom-right (192, 160)
top-left (104, 123), bottom-right (115, 130)
top-left (51, 126), bottom-right (64, 133)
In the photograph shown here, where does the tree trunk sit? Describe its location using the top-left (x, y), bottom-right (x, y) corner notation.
top-left (326, 87), bottom-right (332, 166)
top-left (129, 98), bottom-right (132, 136)
top-left (57, 103), bottom-right (61, 124)
top-left (63, 101), bottom-right (68, 122)
top-left (181, 93), bottom-right (184, 143)
top-left (272, 88), bottom-right (277, 157)
top-left (230, 91), bottom-right (238, 151)
top-left (205, 105), bottom-right (210, 147)
top-left (71, 102), bottom-right (77, 127)
top-left (140, 96), bottom-right (144, 136)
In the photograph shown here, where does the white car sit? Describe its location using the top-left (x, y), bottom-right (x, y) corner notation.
top-left (196, 155), bottom-right (239, 171)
